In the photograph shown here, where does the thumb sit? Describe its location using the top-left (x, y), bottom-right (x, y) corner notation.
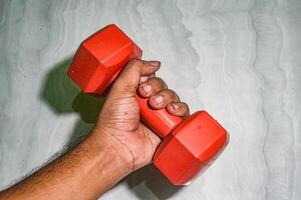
top-left (109, 59), bottom-right (160, 98)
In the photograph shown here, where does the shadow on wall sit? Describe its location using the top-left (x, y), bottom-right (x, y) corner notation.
top-left (40, 57), bottom-right (183, 199)
top-left (40, 57), bottom-right (104, 146)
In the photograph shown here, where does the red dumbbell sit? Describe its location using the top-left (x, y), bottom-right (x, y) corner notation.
top-left (68, 24), bottom-right (229, 185)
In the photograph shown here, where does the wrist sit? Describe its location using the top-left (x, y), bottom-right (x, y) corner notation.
top-left (69, 131), bottom-right (134, 196)
top-left (86, 128), bottom-right (135, 176)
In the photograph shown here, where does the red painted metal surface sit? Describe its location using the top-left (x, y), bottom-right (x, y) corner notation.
top-left (68, 24), bottom-right (229, 185)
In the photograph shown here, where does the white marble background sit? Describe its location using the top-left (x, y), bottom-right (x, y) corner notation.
top-left (0, 0), bottom-right (301, 199)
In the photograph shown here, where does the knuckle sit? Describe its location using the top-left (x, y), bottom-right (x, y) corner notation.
top-left (129, 58), bottom-right (141, 64)
top-left (149, 77), bottom-right (167, 89)
top-left (162, 89), bottom-right (177, 99)
top-left (179, 102), bottom-right (188, 109)
top-left (123, 59), bottom-right (142, 73)
top-left (126, 60), bottom-right (139, 70)
top-left (128, 58), bottom-right (143, 68)
top-left (180, 102), bottom-right (188, 107)
top-left (180, 102), bottom-right (190, 113)
top-left (168, 89), bottom-right (179, 99)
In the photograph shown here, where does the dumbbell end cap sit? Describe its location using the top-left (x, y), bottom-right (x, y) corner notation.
top-left (68, 24), bottom-right (142, 95)
top-left (153, 111), bottom-right (229, 185)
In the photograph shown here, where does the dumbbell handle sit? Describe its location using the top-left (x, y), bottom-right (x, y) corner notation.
top-left (136, 95), bottom-right (183, 138)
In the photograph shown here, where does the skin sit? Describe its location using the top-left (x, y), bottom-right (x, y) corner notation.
top-left (0, 59), bottom-right (189, 200)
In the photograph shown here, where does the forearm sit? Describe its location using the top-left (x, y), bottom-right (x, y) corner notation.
top-left (0, 130), bottom-right (132, 200)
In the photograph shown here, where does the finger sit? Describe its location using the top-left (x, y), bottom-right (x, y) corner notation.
top-left (138, 77), bottom-right (168, 97)
top-left (139, 74), bottom-right (156, 84)
top-left (167, 102), bottom-right (190, 118)
top-left (110, 59), bottom-right (160, 98)
top-left (148, 89), bottom-right (180, 109)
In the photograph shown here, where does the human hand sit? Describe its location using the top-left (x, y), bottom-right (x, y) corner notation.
top-left (0, 59), bottom-right (190, 200)
top-left (90, 59), bottom-right (189, 173)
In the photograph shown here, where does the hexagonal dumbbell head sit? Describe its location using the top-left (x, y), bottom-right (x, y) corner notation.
top-left (67, 24), bottom-right (229, 186)
top-left (68, 24), bottom-right (142, 95)
top-left (153, 111), bottom-right (228, 185)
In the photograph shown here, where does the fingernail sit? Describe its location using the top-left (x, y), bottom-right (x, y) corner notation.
top-left (149, 61), bottom-right (161, 67)
top-left (154, 95), bottom-right (163, 105)
top-left (172, 103), bottom-right (179, 110)
top-left (140, 76), bottom-right (148, 83)
top-left (143, 84), bottom-right (151, 94)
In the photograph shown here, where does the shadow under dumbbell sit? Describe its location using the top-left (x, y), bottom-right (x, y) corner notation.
top-left (126, 165), bottom-right (183, 199)
top-left (40, 57), bottom-right (105, 148)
